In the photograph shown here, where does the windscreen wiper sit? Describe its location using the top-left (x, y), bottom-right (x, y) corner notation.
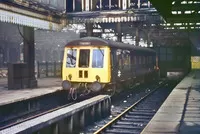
top-left (98, 47), bottom-right (104, 57)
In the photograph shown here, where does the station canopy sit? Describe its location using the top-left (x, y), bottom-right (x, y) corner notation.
top-left (0, 0), bottom-right (66, 30)
top-left (149, 0), bottom-right (200, 30)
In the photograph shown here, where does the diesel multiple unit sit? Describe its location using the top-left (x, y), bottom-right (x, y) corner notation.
top-left (62, 37), bottom-right (159, 98)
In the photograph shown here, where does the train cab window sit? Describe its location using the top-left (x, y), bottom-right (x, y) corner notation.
top-left (66, 49), bottom-right (77, 68)
top-left (79, 49), bottom-right (90, 68)
top-left (92, 49), bottom-right (104, 68)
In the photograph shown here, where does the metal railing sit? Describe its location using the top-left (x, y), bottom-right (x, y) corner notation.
top-left (0, 62), bottom-right (63, 78)
top-left (36, 61), bottom-right (62, 78)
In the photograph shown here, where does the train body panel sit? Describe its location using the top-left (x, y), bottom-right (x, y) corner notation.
top-left (62, 46), bottom-right (111, 83)
top-left (62, 37), bottom-right (159, 97)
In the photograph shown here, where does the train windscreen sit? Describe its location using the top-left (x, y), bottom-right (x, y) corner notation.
top-left (66, 49), bottom-right (77, 68)
top-left (92, 49), bottom-right (104, 68)
top-left (79, 49), bottom-right (90, 68)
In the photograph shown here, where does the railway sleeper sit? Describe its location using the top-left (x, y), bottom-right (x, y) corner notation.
top-left (135, 105), bottom-right (159, 109)
top-left (116, 121), bottom-right (148, 126)
top-left (120, 117), bottom-right (150, 122)
top-left (128, 111), bottom-right (155, 116)
top-left (131, 109), bottom-right (156, 113)
top-left (136, 102), bottom-right (160, 106)
top-left (133, 107), bottom-right (156, 111)
top-left (111, 124), bottom-right (143, 130)
top-left (142, 101), bottom-right (162, 105)
top-left (140, 102), bottom-right (161, 105)
top-left (137, 106), bottom-right (158, 109)
top-left (137, 106), bottom-right (157, 109)
top-left (124, 114), bottom-right (152, 119)
top-left (105, 128), bottom-right (140, 134)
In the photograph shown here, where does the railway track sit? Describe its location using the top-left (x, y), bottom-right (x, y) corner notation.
top-left (93, 80), bottom-right (176, 134)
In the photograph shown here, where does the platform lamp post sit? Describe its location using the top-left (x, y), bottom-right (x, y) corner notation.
top-left (57, 44), bottom-right (61, 62)
top-left (56, 44), bottom-right (62, 77)
top-left (20, 42), bottom-right (24, 62)
top-left (34, 43), bottom-right (38, 79)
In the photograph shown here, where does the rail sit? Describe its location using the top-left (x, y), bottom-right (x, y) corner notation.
top-left (94, 81), bottom-right (168, 134)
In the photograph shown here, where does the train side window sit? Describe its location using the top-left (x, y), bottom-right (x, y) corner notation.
top-left (92, 49), bottom-right (104, 68)
top-left (146, 57), bottom-right (148, 64)
top-left (160, 54), bottom-right (166, 61)
top-left (141, 56), bottom-right (143, 64)
top-left (116, 49), bottom-right (122, 68)
top-left (149, 56), bottom-right (152, 63)
top-left (122, 50), bottom-right (130, 69)
top-left (132, 56), bottom-right (135, 65)
top-left (139, 56), bottom-right (141, 64)
top-left (79, 49), bottom-right (90, 68)
top-left (142, 56), bottom-right (144, 64)
top-left (134, 56), bottom-right (137, 65)
top-left (127, 52), bottom-right (131, 68)
top-left (66, 49), bottom-right (77, 68)
top-left (150, 57), bottom-right (152, 64)
top-left (138, 56), bottom-right (140, 64)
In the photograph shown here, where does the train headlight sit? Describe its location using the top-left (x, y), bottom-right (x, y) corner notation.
top-left (68, 74), bottom-right (72, 80)
top-left (62, 80), bottom-right (71, 90)
top-left (95, 75), bottom-right (100, 82)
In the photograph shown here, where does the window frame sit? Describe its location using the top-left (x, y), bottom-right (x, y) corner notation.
top-left (66, 48), bottom-right (77, 68)
top-left (92, 48), bottom-right (105, 68)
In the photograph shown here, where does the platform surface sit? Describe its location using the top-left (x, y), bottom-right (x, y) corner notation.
top-left (0, 78), bottom-right (62, 106)
top-left (0, 95), bottom-right (110, 134)
top-left (141, 70), bottom-right (200, 134)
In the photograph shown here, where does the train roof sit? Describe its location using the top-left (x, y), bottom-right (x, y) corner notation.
top-left (66, 37), bottom-right (155, 53)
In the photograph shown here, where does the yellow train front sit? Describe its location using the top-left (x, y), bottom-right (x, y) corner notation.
top-left (62, 37), bottom-right (159, 99)
top-left (62, 37), bottom-right (111, 98)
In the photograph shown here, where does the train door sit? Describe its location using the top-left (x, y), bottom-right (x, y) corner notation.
top-left (110, 48), bottom-right (118, 82)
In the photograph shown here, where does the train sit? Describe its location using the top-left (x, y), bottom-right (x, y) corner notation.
top-left (62, 37), bottom-right (159, 100)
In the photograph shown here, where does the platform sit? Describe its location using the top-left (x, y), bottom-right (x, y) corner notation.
top-left (0, 78), bottom-right (62, 106)
top-left (141, 70), bottom-right (200, 134)
top-left (0, 95), bottom-right (111, 134)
